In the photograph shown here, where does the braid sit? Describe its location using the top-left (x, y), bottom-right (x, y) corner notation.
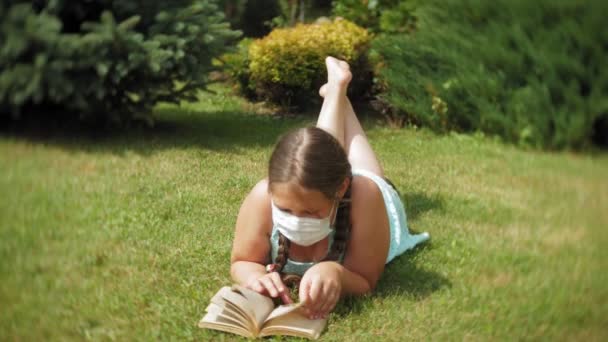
top-left (273, 232), bottom-right (290, 273)
top-left (323, 175), bottom-right (352, 263)
top-left (273, 232), bottom-right (303, 288)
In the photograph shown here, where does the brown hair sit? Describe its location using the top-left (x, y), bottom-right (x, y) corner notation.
top-left (268, 126), bottom-right (352, 288)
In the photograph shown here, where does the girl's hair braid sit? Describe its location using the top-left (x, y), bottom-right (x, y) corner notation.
top-left (322, 175), bottom-right (352, 263)
top-left (273, 231), bottom-right (291, 280)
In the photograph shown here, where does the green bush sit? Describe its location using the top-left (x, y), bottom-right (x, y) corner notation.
top-left (373, 0), bottom-right (608, 149)
top-left (221, 38), bottom-right (254, 98)
top-left (0, 0), bottom-right (239, 125)
top-left (246, 18), bottom-right (372, 109)
top-left (332, 0), bottom-right (417, 33)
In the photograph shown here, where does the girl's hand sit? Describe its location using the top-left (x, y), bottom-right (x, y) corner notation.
top-left (299, 262), bottom-right (342, 319)
top-left (246, 272), bottom-right (293, 304)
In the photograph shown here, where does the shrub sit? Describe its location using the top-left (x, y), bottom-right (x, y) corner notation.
top-left (332, 0), bottom-right (417, 34)
top-left (247, 18), bottom-right (372, 109)
top-left (0, 0), bottom-right (240, 125)
top-left (373, 0), bottom-right (608, 149)
top-left (221, 38), bottom-right (254, 98)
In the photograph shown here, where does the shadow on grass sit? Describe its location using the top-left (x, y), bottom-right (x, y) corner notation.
top-left (0, 105), bottom-right (309, 156)
top-left (333, 243), bottom-right (450, 318)
top-left (403, 192), bottom-right (445, 222)
top-left (375, 244), bottom-right (450, 298)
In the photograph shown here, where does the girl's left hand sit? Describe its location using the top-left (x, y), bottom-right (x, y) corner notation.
top-left (299, 262), bottom-right (342, 319)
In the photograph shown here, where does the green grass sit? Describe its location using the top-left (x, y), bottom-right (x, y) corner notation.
top-left (1, 87), bottom-right (607, 341)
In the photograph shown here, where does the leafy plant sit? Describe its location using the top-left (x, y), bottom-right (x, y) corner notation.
top-left (221, 38), bottom-right (254, 98)
top-left (0, 0), bottom-right (240, 125)
top-left (373, 0), bottom-right (608, 149)
top-left (247, 18), bottom-right (372, 109)
top-left (332, 0), bottom-right (417, 33)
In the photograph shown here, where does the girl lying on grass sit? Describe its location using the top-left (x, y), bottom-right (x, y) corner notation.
top-left (230, 56), bottom-right (429, 320)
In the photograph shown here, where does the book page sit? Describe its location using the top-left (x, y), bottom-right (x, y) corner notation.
top-left (205, 303), bottom-right (248, 330)
top-left (260, 306), bottom-right (327, 340)
top-left (198, 305), bottom-right (254, 339)
top-left (210, 287), bottom-right (251, 324)
top-left (264, 302), bottom-right (302, 322)
top-left (218, 289), bottom-right (260, 331)
top-left (230, 285), bottom-right (275, 330)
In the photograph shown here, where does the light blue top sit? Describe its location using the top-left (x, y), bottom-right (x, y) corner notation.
top-left (269, 168), bottom-right (430, 276)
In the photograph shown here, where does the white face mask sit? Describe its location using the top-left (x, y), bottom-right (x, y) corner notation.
top-left (271, 200), bottom-right (338, 246)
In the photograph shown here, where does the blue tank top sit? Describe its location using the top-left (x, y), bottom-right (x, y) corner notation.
top-left (269, 226), bottom-right (344, 275)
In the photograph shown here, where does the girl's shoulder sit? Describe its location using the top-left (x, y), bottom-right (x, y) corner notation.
top-left (350, 174), bottom-right (383, 202)
top-left (249, 178), bottom-right (269, 198)
top-left (239, 178), bottom-right (273, 234)
top-left (350, 174), bottom-right (386, 217)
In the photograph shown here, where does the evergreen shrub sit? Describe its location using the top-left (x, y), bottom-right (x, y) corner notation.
top-left (0, 0), bottom-right (239, 125)
top-left (247, 18), bottom-right (372, 109)
top-left (373, 0), bottom-right (608, 149)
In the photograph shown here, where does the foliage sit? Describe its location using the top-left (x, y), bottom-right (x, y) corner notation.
top-left (217, 0), bottom-right (333, 37)
top-left (0, 0), bottom-right (240, 125)
top-left (332, 0), bottom-right (417, 33)
top-left (373, 0), bottom-right (608, 149)
top-left (247, 18), bottom-right (372, 109)
top-left (221, 38), bottom-right (254, 98)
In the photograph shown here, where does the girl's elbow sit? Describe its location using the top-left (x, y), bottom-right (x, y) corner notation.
top-left (363, 274), bottom-right (382, 294)
top-left (365, 279), bottom-right (377, 294)
top-left (354, 277), bottom-right (375, 296)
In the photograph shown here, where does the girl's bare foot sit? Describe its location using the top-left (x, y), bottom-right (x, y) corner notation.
top-left (325, 56), bottom-right (352, 88)
top-left (319, 57), bottom-right (352, 97)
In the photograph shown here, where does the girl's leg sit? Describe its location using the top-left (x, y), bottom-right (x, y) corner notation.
top-left (318, 59), bottom-right (384, 177)
top-left (315, 57), bottom-right (350, 147)
top-left (343, 96), bottom-right (383, 176)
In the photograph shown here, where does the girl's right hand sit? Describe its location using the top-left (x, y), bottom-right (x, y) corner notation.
top-left (246, 272), bottom-right (293, 304)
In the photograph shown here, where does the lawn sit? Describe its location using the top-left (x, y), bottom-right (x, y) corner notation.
top-left (1, 87), bottom-right (607, 341)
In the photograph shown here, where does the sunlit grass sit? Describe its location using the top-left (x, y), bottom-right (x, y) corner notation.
top-left (1, 87), bottom-right (607, 340)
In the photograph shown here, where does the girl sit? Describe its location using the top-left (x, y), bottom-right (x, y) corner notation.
top-left (230, 56), bottom-right (429, 320)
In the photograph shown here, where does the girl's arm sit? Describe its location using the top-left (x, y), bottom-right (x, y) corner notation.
top-left (230, 261), bottom-right (266, 287)
top-left (341, 176), bottom-right (391, 291)
top-left (299, 177), bottom-right (390, 317)
top-left (230, 179), bottom-right (292, 303)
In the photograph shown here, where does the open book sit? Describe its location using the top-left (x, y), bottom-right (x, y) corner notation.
top-left (198, 285), bottom-right (327, 339)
